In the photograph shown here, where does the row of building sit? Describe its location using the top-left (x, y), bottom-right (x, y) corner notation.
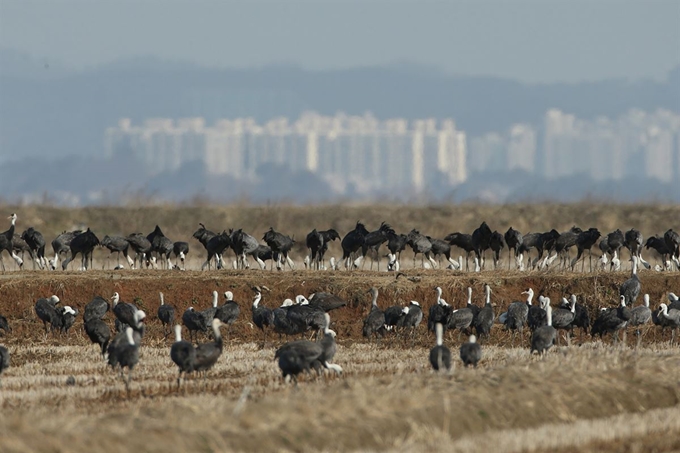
top-left (105, 109), bottom-right (680, 196)
top-left (469, 108), bottom-right (680, 183)
top-left (105, 112), bottom-right (467, 195)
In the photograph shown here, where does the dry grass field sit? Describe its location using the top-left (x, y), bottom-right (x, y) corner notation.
top-left (0, 203), bottom-right (679, 451)
top-left (1, 269), bottom-right (680, 452)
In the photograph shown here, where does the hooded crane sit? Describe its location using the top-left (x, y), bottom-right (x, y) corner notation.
top-left (625, 229), bottom-right (650, 269)
top-left (571, 228), bottom-right (601, 272)
top-left (472, 284), bottom-right (494, 340)
top-left (194, 318), bottom-right (224, 375)
top-left (0, 314), bottom-right (10, 335)
top-left (629, 294), bottom-right (652, 346)
top-left (553, 297), bottom-right (576, 345)
top-left (62, 228), bottom-right (100, 270)
top-left (157, 292), bottom-right (176, 337)
top-left (0, 213), bottom-right (23, 270)
top-left (146, 225), bottom-right (175, 269)
top-left (504, 227), bottom-right (523, 270)
top-left (530, 301), bottom-right (556, 355)
top-left (54, 306), bottom-right (78, 334)
top-left (444, 232), bottom-right (475, 271)
top-left (619, 255), bottom-right (641, 306)
top-left (471, 221), bottom-right (493, 269)
top-left (401, 301), bottom-right (423, 339)
top-left (34, 295), bottom-right (61, 332)
top-left (0, 344), bottom-right (8, 384)
top-left (559, 294), bottom-right (590, 341)
top-left (49, 229), bottom-right (81, 270)
top-left (552, 226), bottom-right (581, 270)
top-left (100, 235), bottom-right (134, 269)
top-left (317, 313), bottom-right (342, 374)
top-left (263, 227), bottom-right (296, 270)
top-left (230, 229), bottom-right (262, 269)
top-left (429, 323), bottom-right (451, 372)
top-left (275, 339), bottom-right (328, 384)
top-left (170, 324), bottom-right (196, 388)
top-left (308, 292), bottom-right (347, 313)
top-left (182, 307), bottom-right (208, 342)
top-left (362, 287), bottom-right (386, 341)
top-left (172, 241), bottom-right (189, 270)
top-left (112, 292), bottom-right (139, 331)
top-left (528, 295), bottom-right (548, 332)
top-left (428, 236), bottom-right (461, 270)
top-left (406, 229), bottom-right (437, 268)
top-left (428, 287), bottom-right (453, 332)
top-left (193, 223), bottom-right (217, 254)
top-left (658, 303), bottom-right (680, 345)
top-left (83, 296), bottom-right (109, 324)
top-left (215, 291), bottom-right (240, 339)
top-left (200, 230), bottom-right (232, 270)
top-left (20, 227), bottom-right (47, 270)
top-left (355, 222), bottom-right (394, 270)
top-left (341, 221), bottom-right (369, 269)
top-left (306, 228), bottom-right (340, 270)
top-left (460, 335), bottom-right (482, 367)
top-left (503, 288), bottom-right (532, 344)
top-left (107, 326), bottom-right (141, 393)
top-left (386, 230), bottom-right (408, 272)
top-left (84, 313), bottom-right (111, 358)
top-left (125, 233), bottom-right (152, 269)
top-left (199, 291), bottom-right (220, 329)
top-left (252, 288), bottom-right (274, 347)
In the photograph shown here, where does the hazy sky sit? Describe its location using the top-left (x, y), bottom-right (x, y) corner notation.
top-left (1, 0), bottom-right (678, 83)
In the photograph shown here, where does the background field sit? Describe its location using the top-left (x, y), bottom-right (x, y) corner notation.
top-left (1, 203), bottom-right (678, 270)
top-left (1, 203), bottom-right (680, 452)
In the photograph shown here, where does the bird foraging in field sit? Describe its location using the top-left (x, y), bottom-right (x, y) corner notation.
top-left (460, 335), bottom-right (482, 367)
top-left (170, 324), bottom-right (196, 388)
top-left (429, 323), bottom-right (451, 372)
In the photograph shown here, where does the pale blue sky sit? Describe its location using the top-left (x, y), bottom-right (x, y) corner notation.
top-left (0, 0), bottom-right (678, 83)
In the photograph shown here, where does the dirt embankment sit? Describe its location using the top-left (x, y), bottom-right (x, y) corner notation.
top-left (1, 270), bottom-right (679, 346)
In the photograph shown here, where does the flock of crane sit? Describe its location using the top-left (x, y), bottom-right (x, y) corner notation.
top-left (1, 254), bottom-right (680, 391)
top-left (1, 214), bottom-right (680, 273)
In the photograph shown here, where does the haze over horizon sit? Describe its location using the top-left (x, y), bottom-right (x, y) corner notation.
top-left (1, 0), bottom-right (678, 84)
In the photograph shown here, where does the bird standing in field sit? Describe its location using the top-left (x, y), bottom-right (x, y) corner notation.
top-left (214, 291), bottom-right (240, 339)
top-left (429, 323), bottom-right (451, 372)
top-left (194, 319), bottom-right (223, 376)
top-left (0, 345), bottom-right (9, 387)
top-left (251, 288), bottom-right (274, 348)
top-left (531, 302), bottom-right (556, 355)
top-left (157, 292), bottom-right (176, 337)
top-left (460, 335), bottom-right (482, 367)
top-left (170, 324), bottom-right (196, 389)
top-left (362, 287), bottom-right (385, 341)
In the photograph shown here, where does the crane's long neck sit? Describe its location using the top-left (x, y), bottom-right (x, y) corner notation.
top-left (252, 293), bottom-right (261, 309)
top-left (631, 257), bottom-right (638, 277)
top-left (160, 293), bottom-right (165, 306)
top-left (125, 328), bottom-right (135, 346)
top-left (546, 305), bottom-right (553, 327)
top-left (526, 291), bottom-right (533, 305)
top-left (212, 292), bottom-right (218, 308)
top-left (485, 287), bottom-right (491, 306)
top-left (467, 288), bottom-right (472, 305)
top-left (174, 325), bottom-right (182, 342)
top-left (435, 323), bottom-right (443, 346)
top-left (371, 290), bottom-right (378, 308)
top-left (436, 287), bottom-right (443, 304)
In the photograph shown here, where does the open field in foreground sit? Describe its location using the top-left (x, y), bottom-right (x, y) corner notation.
top-left (1, 270), bottom-right (680, 452)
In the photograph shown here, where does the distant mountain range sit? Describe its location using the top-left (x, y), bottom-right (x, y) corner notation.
top-left (1, 48), bottom-right (678, 163)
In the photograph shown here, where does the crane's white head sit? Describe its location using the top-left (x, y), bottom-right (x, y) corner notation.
top-left (173, 324), bottom-right (182, 342)
top-left (619, 295), bottom-right (626, 306)
top-left (659, 303), bottom-right (668, 314)
top-left (224, 291), bottom-right (234, 301)
top-left (296, 295), bottom-right (309, 305)
top-left (402, 306), bottom-right (410, 314)
top-left (281, 298), bottom-right (294, 308)
top-left (468, 335), bottom-right (477, 344)
top-left (668, 293), bottom-right (679, 302)
top-left (135, 310), bottom-right (147, 323)
top-left (409, 300), bottom-right (420, 307)
top-left (252, 292), bottom-right (262, 307)
top-left (435, 287), bottom-right (443, 298)
top-left (111, 292), bottom-right (120, 304)
top-left (50, 295), bottom-right (60, 304)
top-left (570, 294), bottom-right (577, 304)
top-left (63, 306), bottom-right (77, 316)
top-left (8, 213), bottom-right (17, 224)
